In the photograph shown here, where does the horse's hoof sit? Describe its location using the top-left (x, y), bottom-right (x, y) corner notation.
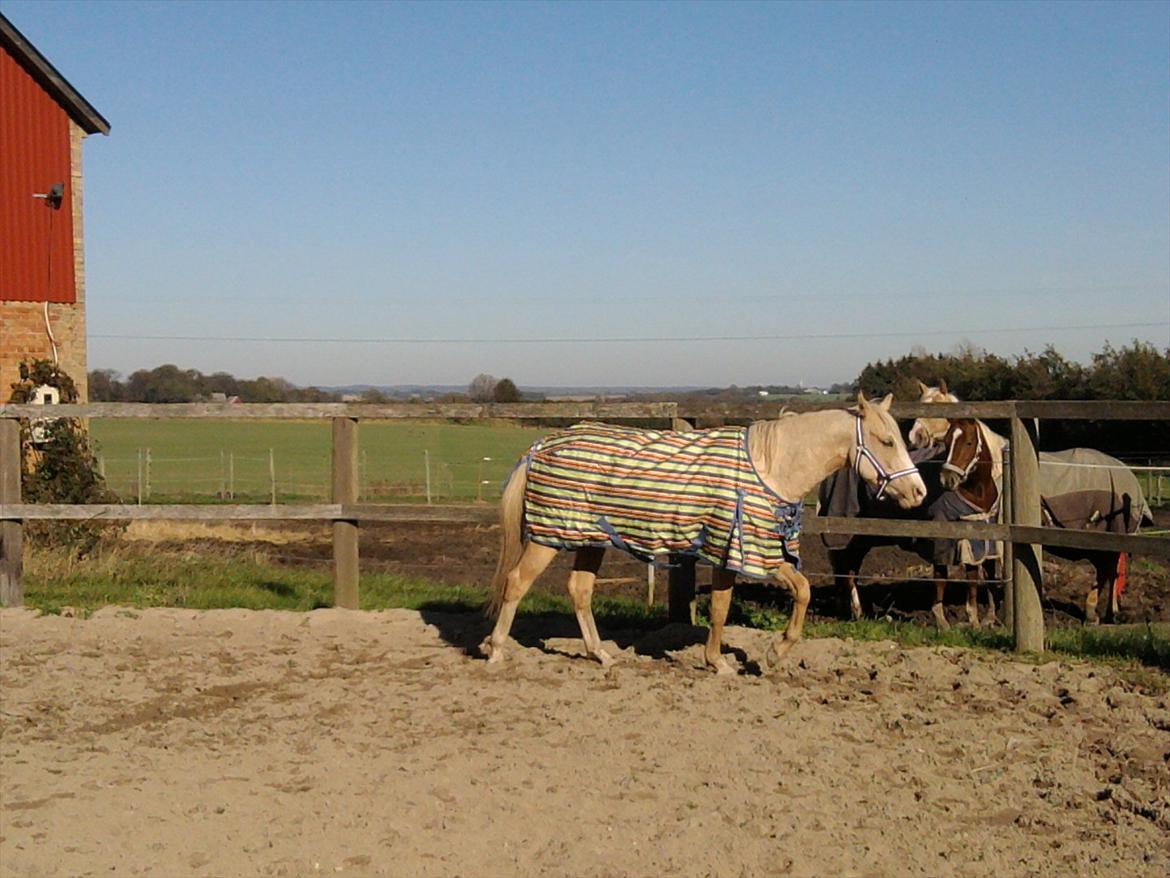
top-left (932, 608), bottom-right (950, 631)
top-left (479, 639), bottom-right (503, 662)
top-left (594, 649), bottom-right (616, 669)
top-left (765, 641), bottom-right (792, 668)
top-left (706, 655), bottom-right (734, 676)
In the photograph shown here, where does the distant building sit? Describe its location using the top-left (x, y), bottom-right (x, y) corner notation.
top-left (1, 13), bottom-right (109, 400)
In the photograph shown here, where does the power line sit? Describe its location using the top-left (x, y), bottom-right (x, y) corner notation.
top-left (96, 283), bottom-right (1170, 307)
top-left (89, 321), bottom-right (1167, 345)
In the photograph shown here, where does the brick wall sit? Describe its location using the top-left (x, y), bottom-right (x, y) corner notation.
top-left (0, 300), bottom-right (86, 400)
top-left (0, 121), bottom-right (88, 402)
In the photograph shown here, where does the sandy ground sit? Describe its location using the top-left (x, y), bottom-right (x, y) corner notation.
top-left (2, 607), bottom-right (1168, 878)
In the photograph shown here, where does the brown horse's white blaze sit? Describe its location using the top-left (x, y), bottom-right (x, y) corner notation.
top-left (480, 392), bottom-right (926, 672)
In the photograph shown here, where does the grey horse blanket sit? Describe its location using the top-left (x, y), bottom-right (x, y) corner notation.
top-left (1039, 448), bottom-right (1153, 534)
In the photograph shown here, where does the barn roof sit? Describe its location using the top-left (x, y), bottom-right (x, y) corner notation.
top-left (0, 12), bottom-right (110, 135)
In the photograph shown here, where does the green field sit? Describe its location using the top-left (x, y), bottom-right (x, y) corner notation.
top-left (89, 419), bottom-right (548, 504)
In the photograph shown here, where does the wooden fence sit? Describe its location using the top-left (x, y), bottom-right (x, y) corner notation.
top-left (2, 400), bottom-right (1168, 654)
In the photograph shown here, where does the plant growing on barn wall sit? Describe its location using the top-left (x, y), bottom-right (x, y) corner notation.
top-left (7, 360), bottom-right (123, 555)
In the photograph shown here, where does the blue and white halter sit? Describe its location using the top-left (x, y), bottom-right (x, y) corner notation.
top-left (853, 415), bottom-right (920, 501)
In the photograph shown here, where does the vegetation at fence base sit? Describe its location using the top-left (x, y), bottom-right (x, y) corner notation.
top-left (22, 544), bottom-right (665, 629)
top-left (8, 360), bottom-right (124, 554)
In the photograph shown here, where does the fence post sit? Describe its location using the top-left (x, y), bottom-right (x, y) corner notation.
top-left (1, 419), bottom-right (23, 606)
top-left (1000, 446), bottom-right (1014, 632)
top-left (136, 447), bottom-right (143, 505)
top-left (1010, 411), bottom-right (1044, 653)
top-left (332, 417), bottom-right (360, 609)
top-left (424, 449), bottom-right (432, 505)
top-left (145, 448), bottom-right (152, 500)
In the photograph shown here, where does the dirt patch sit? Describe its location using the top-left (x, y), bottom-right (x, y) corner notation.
top-left (2, 607), bottom-right (1168, 877)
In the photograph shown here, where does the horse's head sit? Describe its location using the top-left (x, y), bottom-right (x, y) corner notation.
top-left (851, 392), bottom-right (926, 509)
top-left (939, 418), bottom-right (983, 491)
top-left (908, 379), bottom-right (958, 449)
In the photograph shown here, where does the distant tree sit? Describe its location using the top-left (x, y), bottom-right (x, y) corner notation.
top-left (469, 373), bottom-right (498, 402)
top-left (87, 369), bottom-right (123, 401)
top-left (1086, 341), bottom-right (1170, 401)
top-left (493, 378), bottom-right (521, 402)
top-left (361, 388), bottom-right (388, 403)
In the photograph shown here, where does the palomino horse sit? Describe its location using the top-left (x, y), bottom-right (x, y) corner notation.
top-left (910, 383), bottom-right (1152, 624)
top-left (819, 417), bottom-right (1000, 629)
top-left (481, 393), bottom-right (926, 672)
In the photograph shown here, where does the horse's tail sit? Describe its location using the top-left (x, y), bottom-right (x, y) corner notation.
top-left (486, 460), bottom-right (528, 620)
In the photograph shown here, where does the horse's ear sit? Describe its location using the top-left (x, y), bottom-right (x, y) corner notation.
top-left (938, 378), bottom-right (948, 395)
top-left (850, 390), bottom-right (867, 417)
top-left (878, 393), bottom-right (893, 412)
top-left (916, 379), bottom-right (929, 395)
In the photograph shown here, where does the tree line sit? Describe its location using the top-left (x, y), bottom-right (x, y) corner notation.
top-left (86, 366), bottom-right (524, 404)
top-left (856, 340), bottom-right (1169, 456)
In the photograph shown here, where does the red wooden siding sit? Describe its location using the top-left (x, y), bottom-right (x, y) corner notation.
top-left (0, 46), bottom-right (76, 304)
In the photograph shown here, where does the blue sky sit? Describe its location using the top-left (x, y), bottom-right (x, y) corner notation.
top-left (5, 0), bottom-right (1168, 388)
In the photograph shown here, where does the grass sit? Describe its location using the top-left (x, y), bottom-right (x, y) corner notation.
top-left (21, 543), bottom-right (1170, 684)
top-left (88, 419), bottom-right (548, 504)
top-left (22, 543), bottom-right (667, 628)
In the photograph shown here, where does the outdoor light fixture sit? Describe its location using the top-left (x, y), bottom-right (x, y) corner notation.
top-left (33, 182), bottom-right (64, 209)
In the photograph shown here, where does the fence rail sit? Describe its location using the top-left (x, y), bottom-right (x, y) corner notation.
top-left (2, 400), bottom-right (1168, 654)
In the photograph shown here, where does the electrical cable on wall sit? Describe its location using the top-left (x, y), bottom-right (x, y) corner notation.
top-left (35, 182), bottom-right (64, 365)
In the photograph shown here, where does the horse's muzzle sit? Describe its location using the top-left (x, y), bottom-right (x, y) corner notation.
top-left (939, 469), bottom-right (963, 491)
top-left (889, 474), bottom-right (927, 509)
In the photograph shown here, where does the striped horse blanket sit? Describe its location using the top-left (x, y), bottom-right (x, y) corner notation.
top-left (521, 423), bottom-right (802, 580)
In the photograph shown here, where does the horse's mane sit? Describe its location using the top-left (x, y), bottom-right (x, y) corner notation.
top-left (746, 417), bottom-right (784, 476)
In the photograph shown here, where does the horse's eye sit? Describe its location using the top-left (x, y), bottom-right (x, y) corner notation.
top-left (880, 436), bottom-right (895, 448)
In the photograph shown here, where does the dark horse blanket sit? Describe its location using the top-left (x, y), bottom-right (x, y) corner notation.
top-left (817, 444), bottom-right (998, 565)
top-left (817, 442), bottom-right (1152, 565)
top-left (522, 423), bottom-right (802, 580)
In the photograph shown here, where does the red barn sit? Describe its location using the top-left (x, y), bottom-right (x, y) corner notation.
top-left (0, 12), bottom-right (109, 401)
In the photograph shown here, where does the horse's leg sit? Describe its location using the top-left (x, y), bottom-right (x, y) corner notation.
top-left (931, 563), bottom-right (950, 630)
top-left (480, 543), bottom-right (558, 663)
top-left (1105, 553), bottom-right (1121, 623)
top-left (566, 547), bottom-right (614, 667)
top-left (847, 567), bottom-right (863, 621)
top-left (964, 564), bottom-right (981, 629)
top-left (705, 568), bottom-right (736, 675)
top-left (982, 558), bottom-right (999, 626)
top-left (1084, 555), bottom-right (1116, 625)
top-left (831, 544), bottom-right (864, 621)
top-left (1084, 557), bottom-right (1104, 625)
top-left (765, 565), bottom-right (811, 667)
